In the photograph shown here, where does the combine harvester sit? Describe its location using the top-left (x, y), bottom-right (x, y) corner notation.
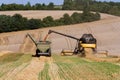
top-left (26, 33), bottom-right (51, 57)
top-left (45, 30), bottom-right (120, 62)
top-left (46, 30), bottom-right (97, 57)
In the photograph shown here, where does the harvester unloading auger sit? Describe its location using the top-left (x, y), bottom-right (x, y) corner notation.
top-left (26, 33), bottom-right (51, 57)
top-left (46, 30), bottom-right (97, 56)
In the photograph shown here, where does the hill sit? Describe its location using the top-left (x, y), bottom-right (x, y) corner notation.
top-left (0, 10), bottom-right (120, 56)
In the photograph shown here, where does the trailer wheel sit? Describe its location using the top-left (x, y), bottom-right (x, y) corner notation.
top-left (36, 49), bottom-right (40, 57)
top-left (47, 49), bottom-right (51, 57)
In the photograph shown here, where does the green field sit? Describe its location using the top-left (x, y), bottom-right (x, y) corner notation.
top-left (0, 53), bottom-right (32, 79)
top-left (0, 53), bottom-right (120, 80)
top-left (52, 55), bottom-right (120, 80)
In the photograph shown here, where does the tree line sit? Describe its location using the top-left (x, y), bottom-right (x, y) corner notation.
top-left (0, 2), bottom-right (59, 10)
top-left (0, 12), bottom-right (100, 33)
top-left (0, 0), bottom-right (119, 16)
top-left (63, 0), bottom-right (120, 16)
top-left (0, 0), bottom-right (101, 33)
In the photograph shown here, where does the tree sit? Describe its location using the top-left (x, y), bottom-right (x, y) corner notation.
top-left (11, 14), bottom-right (28, 30)
top-left (42, 16), bottom-right (54, 27)
top-left (100, 3), bottom-right (111, 13)
top-left (83, 0), bottom-right (91, 15)
top-left (62, 0), bottom-right (75, 10)
top-left (108, 6), bottom-right (120, 16)
top-left (1, 3), bottom-right (8, 10)
top-left (47, 2), bottom-right (54, 10)
top-left (41, 3), bottom-right (47, 10)
top-left (71, 12), bottom-right (83, 23)
top-left (62, 13), bottom-right (73, 25)
top-left (27, 19), bottom-right (41, 29)
top-left (25, 2), bottom-right (32, 10)
top-left (0, 15), bottom-right (11, 32)
top-left (34, 3), bottom-right (42, 10)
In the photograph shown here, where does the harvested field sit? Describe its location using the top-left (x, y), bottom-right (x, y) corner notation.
top-left (0, 53), bottom-right (120, 80)
top-left (0, 10), bottom-right (120, 80)
top-left (0, 10), bottom-right (81, 19)
top-left (0, 11), bottom-right (120, 56)
top-left (0, 53), bottom-right (32, 80)
top-left (14, 58), bottom-right (44, 80)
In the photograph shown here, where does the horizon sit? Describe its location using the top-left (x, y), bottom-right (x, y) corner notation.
top-left (0, 0), bottom-right (120, 5)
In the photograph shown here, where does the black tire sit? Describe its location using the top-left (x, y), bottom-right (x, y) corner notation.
top-left (73, 47), bottom-right (78, 54)
top-left (36, 49), bottom-right (40, 57)
top-left (80, 47), bottom-right (85, 56)
top-left (48, 49), bottom-right (51, 57)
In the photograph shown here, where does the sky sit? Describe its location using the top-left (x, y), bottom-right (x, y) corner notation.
top-left (0, 0), bottom-right (120, 5)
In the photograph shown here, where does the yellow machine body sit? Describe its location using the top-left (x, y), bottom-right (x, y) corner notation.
top-left (61, 50), bottom-right (73, 56)
top-left (81, 43), bottom-right (96, 48)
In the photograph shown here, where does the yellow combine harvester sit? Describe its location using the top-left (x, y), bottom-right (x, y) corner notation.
top-left (48, 30), bottom-right (97, 56)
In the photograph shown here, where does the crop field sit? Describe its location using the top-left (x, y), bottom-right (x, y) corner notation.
top-left (0, 53), bottom-right (120, 80)
top-left (0, 11), bottom-right (120, 56)
top-left (0, 10), bottom-right (120, 80)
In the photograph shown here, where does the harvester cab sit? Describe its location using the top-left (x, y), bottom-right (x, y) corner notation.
top-left (26, 33), bottom-right (51, 57)
top-left (48, 30), bottom-right (97, 56)
top-left (79, 34), bottom-right (97, 51)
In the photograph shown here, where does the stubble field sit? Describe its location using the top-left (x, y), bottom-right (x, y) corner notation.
top-left (0, 10), bottom-right (120, 80)
top-left (0, 53), bottom-right (120, 80)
